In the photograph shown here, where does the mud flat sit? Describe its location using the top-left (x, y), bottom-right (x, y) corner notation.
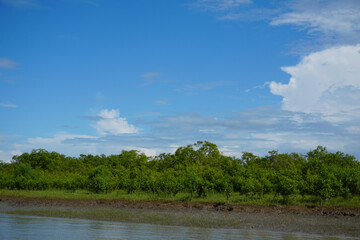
top-left (1, 196), bottom-right (359, 238)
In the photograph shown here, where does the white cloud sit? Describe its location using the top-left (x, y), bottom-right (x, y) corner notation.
top-left (270, 44), bottom-right (360, 122)
top-left (0, 58), bottom-right (19, 69)
top-left (94, 109), bottom-right (139, 136)
top-left (0, 103), bottom-right (17, 108)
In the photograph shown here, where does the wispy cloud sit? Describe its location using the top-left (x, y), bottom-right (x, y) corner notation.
top-left (7, 134), bottom-right (98, 159)
top-left (0, 103), bottom-right (18, 108)
top-left (219, 7), bottom-right (280, 21)
top-left (139, 72), bottom-right (173, 87)
top-left (1, 0), bottom-right (40, 8)
top-left (2, 79), bottom-right (16, 84)
top-left (197, 0), bottom-right (360, 47)
top-left (193, 0), bottom-right (252, 11)
top-left (176, 81), bottom-right (230, 94)
top-left (153, 99), bottom-right (169, 106)
top-left (143, 108), bottom-right (360, 157)
top-left (0, 58), bottom-right (20, 69)
top-left (271, 0), bottom-right (360, 41)
top-left (245, 82), bottom-right (270, 93)
top-left (140, 72), bottom-right (161, 78)
top-left (0, 72), bottom-right (23, 84)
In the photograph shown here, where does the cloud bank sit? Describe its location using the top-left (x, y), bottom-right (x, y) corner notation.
top-left (2, 104), bottom-right (360, 162)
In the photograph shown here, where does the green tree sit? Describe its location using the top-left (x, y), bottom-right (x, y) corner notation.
top-left (87, 166), bottom-right (113, 193)
top-left (273, 171), bottom-right (298, 203)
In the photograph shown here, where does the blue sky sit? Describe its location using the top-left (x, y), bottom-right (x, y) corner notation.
top-left (1, 0), bottom-right (360, 161)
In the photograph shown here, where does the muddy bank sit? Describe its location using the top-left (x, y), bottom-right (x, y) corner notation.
top-left (1, 196), bottom-right (359, 238)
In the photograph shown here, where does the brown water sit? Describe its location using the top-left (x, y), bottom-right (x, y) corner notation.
top-left (0, 213), bottom-right (357, 240)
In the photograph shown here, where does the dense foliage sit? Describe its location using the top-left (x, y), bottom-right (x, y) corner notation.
top-left (1, 141), bottom-right (359, 204)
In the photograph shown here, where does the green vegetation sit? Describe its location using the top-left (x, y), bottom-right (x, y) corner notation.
top-left (1, 141), bottom-right (360, 206)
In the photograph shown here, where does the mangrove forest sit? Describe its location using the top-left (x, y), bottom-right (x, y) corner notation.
top-left (1, 141), bottom-right (359, 205)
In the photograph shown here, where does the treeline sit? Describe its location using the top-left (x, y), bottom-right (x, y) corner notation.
top-left (0, 141), bottom-right (359, 203)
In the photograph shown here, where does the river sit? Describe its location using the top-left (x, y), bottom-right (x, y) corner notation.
top-left (0, 213), bottom-right (357, 240)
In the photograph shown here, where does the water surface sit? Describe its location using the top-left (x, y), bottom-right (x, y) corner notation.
top-left (0, 213), bottom-right (356, 240)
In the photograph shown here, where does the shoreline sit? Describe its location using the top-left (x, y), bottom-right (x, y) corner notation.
top-left (1, 195), bottom-right (360, 238)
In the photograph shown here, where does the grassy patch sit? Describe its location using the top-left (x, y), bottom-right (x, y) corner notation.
top-left (323, 196), bottom-right (360, 208)
top-left (1, 189), bottom-right (360, 209)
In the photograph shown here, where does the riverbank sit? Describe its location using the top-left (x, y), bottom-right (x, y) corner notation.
top-left (1, 195), bottom-right (359, 238)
